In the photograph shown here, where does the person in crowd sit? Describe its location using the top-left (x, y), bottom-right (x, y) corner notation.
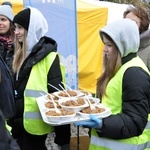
top-left (0, 3), bottom-right (15, 119)
top-left (124, 5), bottom-right (150, 70)
top-left (0, 4), bottom-right (14, 72)
top-left (0, 1), bottom-right (16, 146)
top-left (75, 18), bottom-right (150, 150)
top-left (9, 6), bottom-right (70, 150)
top-left (0, 1), bottom-right (16, 139)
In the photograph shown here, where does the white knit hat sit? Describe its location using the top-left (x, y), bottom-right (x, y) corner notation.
top-left (0, 5), bottom-right (14, 21)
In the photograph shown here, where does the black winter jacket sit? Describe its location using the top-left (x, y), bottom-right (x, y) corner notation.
top-left (98, 54), bottom-right (150, 139)
top-left (0, 44), bottom-right (14, 74)
top-left (0, 109), bottom-right (20, 150)
top-left (0, 55), bottom-right (15, 119)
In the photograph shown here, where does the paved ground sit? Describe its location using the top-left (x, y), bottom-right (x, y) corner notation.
top-left (45, 124), bottom-right (89, 150)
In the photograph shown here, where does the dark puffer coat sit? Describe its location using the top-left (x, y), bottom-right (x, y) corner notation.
top-left (0, 43), bottom-right (14, 74)
top-left (0, 54), bottom-right (15, 119)
top-left (0, 109), bottom-right (20, 150)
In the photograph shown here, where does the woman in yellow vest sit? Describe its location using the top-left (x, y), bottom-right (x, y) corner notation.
top-left (8, 6), bottom-right (70, 150)
top-left (75, 19), bottom-right (150, 150)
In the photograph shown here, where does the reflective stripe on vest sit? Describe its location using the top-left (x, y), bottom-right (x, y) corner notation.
top-left (90, 134), bottom-right (150, 150)
top-left (25, 89), bottom-right (46, 98)
top-left (25, 111), bottom-right (41, 119)
top-left (24, 89), bottom-right (47, 119)
top-left (89, 57), bottom-right (150, 150)
top-left (24, 52), bottom-right (61, 135)
top-left (90, 119), bottom-right (150, 150)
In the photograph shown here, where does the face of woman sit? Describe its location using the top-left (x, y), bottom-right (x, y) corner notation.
top-left (103, 35), bottom-right (115, 59)
top-left (14, 23), bottom-right (25, 42)
top-left (125, 12), bottom-right (141, 29)
top-left (0, 15), bottom-right (10, 36)
top-left (102, 34), bottom-right (120, 73)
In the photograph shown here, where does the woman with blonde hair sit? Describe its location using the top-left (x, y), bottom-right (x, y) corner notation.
top-left (9, 6), bottom-right (70, 150)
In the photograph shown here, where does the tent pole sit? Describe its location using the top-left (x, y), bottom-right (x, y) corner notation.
top-left (77, 126), bottom-right (80, 150)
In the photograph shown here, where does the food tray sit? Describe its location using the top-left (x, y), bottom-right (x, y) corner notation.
top-left (36, 95), bottom-right (111, 126)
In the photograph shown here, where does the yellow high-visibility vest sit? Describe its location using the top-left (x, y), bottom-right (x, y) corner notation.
top-left (24, 52), bottom-right (65, 135)
top-left (90, 56), bottom-right (150, 150)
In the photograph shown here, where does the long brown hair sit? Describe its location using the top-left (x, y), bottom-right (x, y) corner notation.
top-left (0, 21), bottom-right (15, 41)
top-left (13, 30), bottom-right (27, 73)
top-left (6, 21), bottom-right (15, 40)
top-left (96, 33), bottom-right (122, 99)
top-left (123, 5), bottom-right (150, 34)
